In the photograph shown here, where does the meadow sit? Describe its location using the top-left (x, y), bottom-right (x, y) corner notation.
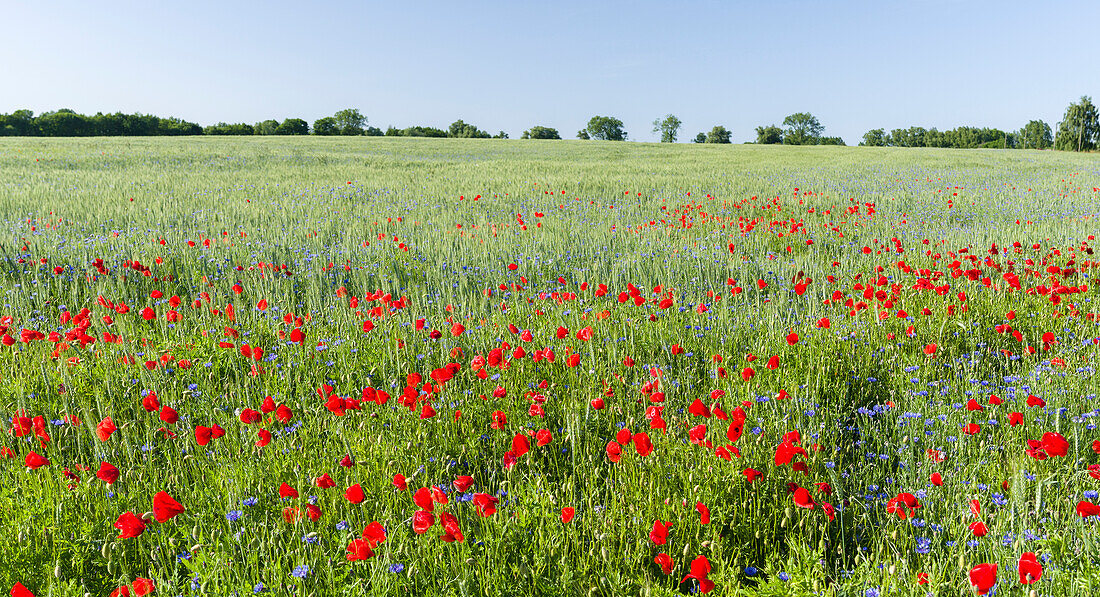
top-left (0, 136), bottom-right (1097, 596)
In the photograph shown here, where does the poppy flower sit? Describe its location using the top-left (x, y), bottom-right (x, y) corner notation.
top-left (97, 461), bottom-right (120, 485)
top-left (11, 583), bottom-right (34, 597)
top-left (1077, 501), bottom-right (1100, 517)
top-left (792, 487), bottom-right (815, 509)
top-left (1018, 552), bottom-right (1042, 584)
top-left (412, 510), bottom-right (434, 534)
top-left (968, 563), bottom-right (997, 595)
top-left (345, 484), bottom-right (365, 504)
top-left (633, 432), bottom-right (654, 456)
top-left (453, 476), bottom-right (475, 492)
top-left (512, 433), bottom-right (530, 457)
top-left (680, 555), bottom-right (714, 593)
top-left (114, 512), bottom-right (146, 539)
top-left (109, 587), bottom-right (131, 597)
top-left (413, 487), bottom-right (434, 511)
top-left (472, 493), bottom-right (498, 516)
top-left (886, 493), bottom-right (920, 519)
top-left (25, 451), bottom-right (49, 469)
top-left (969, 521), bottom-right (988, 537)
top-left (695, 502), bottom-right (710, 524)
top-left (346, 538), bottom-right (375, 561)
top-left (96, 417), bottom-right (117, 442)
top-left (279, 483), bottom-right (299, 498)
top-left (536, 429), bottom-right (552, 446)
top-left (561, 507), bottom-right (575, 523)
top-left (362, 521), bottom-right (387, 546)
top-left (649, 520), bottom-right (670, 545)
top-left (153, 491), bottom-right (185, 522)
top-left (439, 510), bottom-right (464, 542)
top-left (654, 553), bottom-right (674, 574)
top-left (131, 578), bottom-right (154, 596)
top-left (1041, 432), bottom-right (1068, 457)
top-left (159, 406), bottom-right (179, 424)
top-left (1008, 412), bottom-right (1023, 426)
top-left (605, 441), bottom-right (622, 463)
top-left (743, 468), bottom-right (762, 482)
top-left (393, 474), bottom-right (408, 491)
top-left (431, 485), bottom-right (449, 505)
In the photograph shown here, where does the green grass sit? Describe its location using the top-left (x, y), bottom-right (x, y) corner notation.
top-left (0, 137), bottom-right (1098, 596)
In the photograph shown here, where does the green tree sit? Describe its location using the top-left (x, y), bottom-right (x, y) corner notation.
top-left (333, 108), bottom-right (366, 135)
top-left (365, 126), bottom-right (384, 136)
top-left (1017, 120), bottom-right (1051, 149)
top-left (203, 122), bottom-right (254, 135)
top-left (754, 125), bottom-right (783, 144)
top-left (254, 119), bottom-right (279, 135)
top-left (0, 110), bottom-right (37, 135)
top-left (819, 136), bottom-right (846, 146)
top-left (861, 129), bottom-right (888, 146)
top-left (651, 114), bottom-right (681, 143)
top-left (693, 132), bottom-right (706, 143)
top-left (521, 126), bottom-right (560, 139)
top-left (36, 109), bottom-right (92, 136)
top-left (448, 119), bottom-right (491, 138)
top-left (1055, 96), bottom-right (1099, 152)
top-left (576, 129), bottom-right (590, 140)
top-left (782, 112), bottom-right (823, 145)
top-left (586, 116), bottom-right (626, 141)
top-left (705, 125), bottom-right (731, 144)
top-left (493, 131), bottom-right (509, 139)
top-left (275, 118), bottom-right (310, 135)
top-left (313, 117), bottom-right (338, 136)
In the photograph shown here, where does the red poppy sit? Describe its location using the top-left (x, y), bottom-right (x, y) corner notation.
top-left (159, 406), bottom-right (179, 424)
top-left (649, 520), bottom-right (670, 545)
top-left (96, 417), bottom-right (117, 442)
top-left (1008, 412), bottom-right (1023, 426)
top-left (605, 441), bottom-right (622, 463)
top-left (345, 484), bottom-right (365, 504)
top-left (695, 502), bottom-right (710, 524)
top-left (279, 483), bottom-right (299, 498)
top-left (114, 512), bottom-right (146, 539)
top-left (393, 474), bottom-right (408, 491)
top-left (1018, 552), bottom-right (1042, 584)
top-left (968, 563), bottom-right (997, 595)
top-left (1041, 432), bottom-right (1068, 457)
top-left (97, 461), bottom-right (120, 484)
top-left (633, 432), bottom-right (654, 456)
top-left (886, 493), bottom-right (921, 519)
top-left (25, 451), bottom-right (49, 469)
top-left (131, 579), bottom-right (154, 596)
top-left (512, 433), bottom-right (530, 457)
top-left (346, 538), bottom-right (375, 561)
top-left (792, 487), bottom-right (815, 509)
top-left (453, 476), bottom-right (475, 492)
top-left (153, 491), bottom-right (185, 522)
top-left (473, 493), bottom-right (498, 516)
top-left (680, 555), bottom-right (714, 593)
top-left (654, 553), bottom-right (674, 574)
top-left (412, 510), bottom-right (434, 534)
top-left (413, 487), bottom-right (434, 511)
top-left (969, 521), bottom-right (988, 537)
top-left (743, 468), bottom-right (762, 482)
top-left (561, 507), bottom-right (575, 523)
top-left (1077, 501), bottom-right (1100, 517)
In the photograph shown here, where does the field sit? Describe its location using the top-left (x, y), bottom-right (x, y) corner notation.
top-left (0, 137), bottom-right (1098, 596)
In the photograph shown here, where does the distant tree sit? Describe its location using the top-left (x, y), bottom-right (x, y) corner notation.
top-left (493, 131), bottom-right (509, 139)
top-left (705, 125), bottom-right (731, 143)
top-left (448, 119), bottom-right (491, 138)
top-left (157, 117), bottom-right (202, 136)
top-left (576, 129), bottom-right (590, 140)
top-left (0, 110), bottom-right (37, 135)
top-left (521, 126), bottom-right (560, 139)
top-left (782, 112), bottom-right (823, 145)
top-left (693, 132), bottom-right (706, 143)
top-left (1055, 96), bottom-right (1098, 152)
top-left (861, 129), bottom-right (888, 146)
top-left (36, 109), bottom-right (92, 136)
top-left (754, 125), bottom-right (783, 144)
top-left (586, 116), bottom-right (626, 141)
top-left (204, 122), bottom-right (254, 135)
top-left (1017, 120), bottom-right (1051, 149)
top-left (313, 117), bottom-right (338, 136)
top-left (254, 119), bottom-right (279, 135)
top-left (333, 108), bottom-right (366, 135)
top-left (276, 118), bottom-right (310, 135)
top-left (386, 125), bottom-right (447, 137)
top-left (364, 126), bottom-right (384, 136)
top-left (652, 114), bottom-right (681, 143)
top-left (819, 136), bottom-right (846, 146)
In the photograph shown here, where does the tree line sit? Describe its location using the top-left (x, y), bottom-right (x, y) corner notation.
top-left (1, 96), bottom-right (1096, 151)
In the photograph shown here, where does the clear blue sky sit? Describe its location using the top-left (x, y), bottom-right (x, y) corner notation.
top-left (3, 0), bottom-right (1098, 143)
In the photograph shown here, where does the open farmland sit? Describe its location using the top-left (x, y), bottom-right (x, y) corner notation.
top-left (0, 137), bottom-right (1098, 596)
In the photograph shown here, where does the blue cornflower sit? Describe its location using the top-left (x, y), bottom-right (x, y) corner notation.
top-left (291, 564), bottom-right (310, 579)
